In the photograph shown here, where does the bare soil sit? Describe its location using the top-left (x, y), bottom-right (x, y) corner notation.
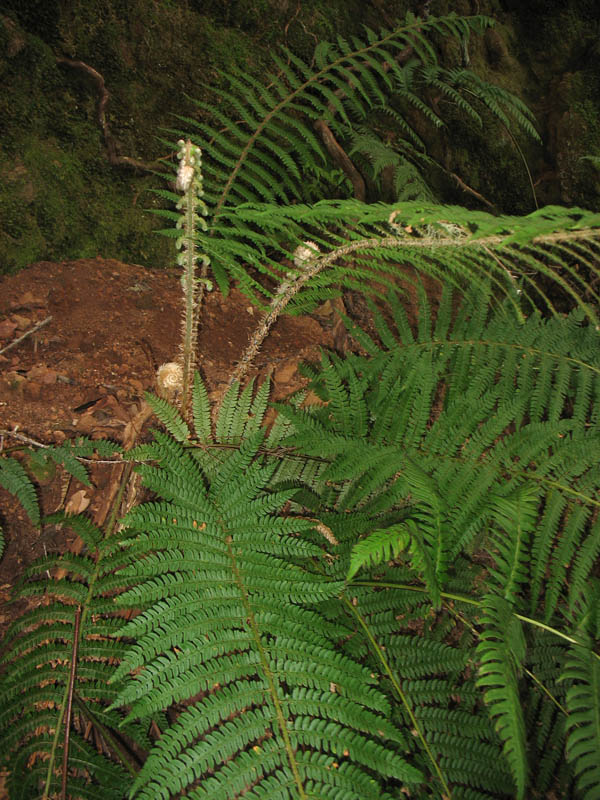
top-left (0, 257), bottom-right (339, 636)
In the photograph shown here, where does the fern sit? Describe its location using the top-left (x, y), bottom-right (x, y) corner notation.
top-left (110, 430), bottom-right (424, 799)
top-left (270, 286), bottom-right (600, 797)
top-left (0, 455), bottom-right (40, 528)
top-left (347, 524), bottom-right (412, 581)
top-left (0, 438), bottom-right (120, 562)
top-left (564, 637), bottom-right (600, 799)
top-left (145, 391), bottom-right (191, 443)
top-left (0, 511), bottom-right (146, 799)
top-left (2, 12), bottom-right (600, 799)
top-left (162, 12), bottom-right (544, 298)
top-left (476, 594), bottom-right (528, 798)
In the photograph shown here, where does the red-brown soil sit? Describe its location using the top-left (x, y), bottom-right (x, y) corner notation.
top-left (0, 257), bottom-right (339, 637)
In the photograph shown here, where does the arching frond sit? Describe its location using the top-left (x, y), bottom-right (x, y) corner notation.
top-left (110, 431), bottom-right (424, 799)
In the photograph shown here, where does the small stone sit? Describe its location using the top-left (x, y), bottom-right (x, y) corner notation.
top-left (274, 360), bottom-right (297, 384)
top-left (12, 315), bottom-right (31, 330)
top-left (27, 365), bottom-right (58, 384)
top-left (3, 372), bottom-right (26, 393)
top-left (17, 291), bottom-right (45, 308)
top-left (0, 319), bottom-right (18, 339)
top-left (23, 381), bottom-right (42, 401)
top-left (129, 378), bottom-right (145, 394)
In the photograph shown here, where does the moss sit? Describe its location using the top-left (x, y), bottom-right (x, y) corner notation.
top-left (2, 1), bottom-right (600, 275)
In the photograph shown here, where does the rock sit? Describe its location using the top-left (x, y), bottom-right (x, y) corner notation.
top-left (16, 291), bottom-right (46, 309)
top-left (0, 319), bottom-right (18, 339)
top-left (274, 359), bottom-right (297, 385)
top-left (27, 365), bottom-right (58, 384)
top-left (2, 372), bottom-right (26, 394)
top-left (23, 381), bottom-right (42, 401)
top-left (11, 315), bottom-right (31, 331)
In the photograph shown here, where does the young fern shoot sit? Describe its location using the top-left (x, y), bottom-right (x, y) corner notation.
top-left (157, 139), bottom-right (211, 420)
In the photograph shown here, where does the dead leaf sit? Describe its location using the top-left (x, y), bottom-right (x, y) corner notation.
top-left (0, 319), bottom-right (18, 339)
top-left (65, 489), bottom-right (91, 516)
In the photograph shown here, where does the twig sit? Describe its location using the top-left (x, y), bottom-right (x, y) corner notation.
top-left (313, 44), bottom-right (414, 200)
top-left (450, 172), bottom-right (495, 209)
top-left (314, 120), bottom-right (366, 200)
top-left (60, 605), bottom-right (82, 800)
top-left (0, 428), bottom-right (50, 449)
top-left (0, 315), bottom-right (52, 356)
top-left (0, 428), bottom-right (124, 463)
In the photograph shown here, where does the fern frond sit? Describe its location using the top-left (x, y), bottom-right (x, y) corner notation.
top-left (110, 429), bottom-right (424, 798)
top-left (476, 594), bottom-right (528, 798)
top-left (165, 11), bottom-right (553, 297)
top-left (0, 512), bottom-right (144, 799)
top-left (563, 634), bottom-right (600, 799)
top-left (488, 484), bottom-right (539, 604)
top-left (0, 455), bottom-right (40, 526)
top-left (347, 524), bottom-right (412, 581)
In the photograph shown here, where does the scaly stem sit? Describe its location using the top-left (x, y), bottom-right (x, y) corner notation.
top-left (174, 139), bottom-right (211, 420)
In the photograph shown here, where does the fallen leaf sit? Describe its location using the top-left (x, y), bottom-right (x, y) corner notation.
top-left (65, 489), bottom-right (91, 516)
top-left (0, 319), bottom-right (18, 339)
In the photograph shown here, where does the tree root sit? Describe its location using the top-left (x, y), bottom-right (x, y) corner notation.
top-left (57, 57), bottom-right (165, 172)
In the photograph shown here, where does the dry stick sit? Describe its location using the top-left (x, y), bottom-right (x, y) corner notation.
top-left (313, 39), bottom-right (497, 210)
top-left (60, 605), bottom-right (82, 800)
top-left (0, 428), bottom-right (124, 464)
top-left (314, 119), bottom-right (366, 200)
top-left (312, 45), bottom-right (413, 201)
top-left (0, 315), bottom-right (52, 356)
top-left (450, 172), bottom-right (495, 209)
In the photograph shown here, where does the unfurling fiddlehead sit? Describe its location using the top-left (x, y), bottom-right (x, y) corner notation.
top-left (157, 139), bottom-right (212, 419)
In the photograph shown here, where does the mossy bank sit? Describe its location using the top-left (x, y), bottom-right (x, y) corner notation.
top-left (1, 0), bottom-right (599, 275)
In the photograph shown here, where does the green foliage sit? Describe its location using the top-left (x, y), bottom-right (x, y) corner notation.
top-left (564, 633), bottom-right (600, 798)
top-left (109, 428), bottom-right (422, 799)
top-left (165, 12), bottom-right (541, 296)
top-left (102, 278), bottom-right (600, 799)
top-left (1, 10), bottom-right (600, 800)
top-left (0, 454), bottom-right (40, 528)
top-left (0, 437), bottom-right (119, 559)
top-left (2, 253), bottom-right (600, 799)
top-left (0, 511), bottom-right (146, 799)
top-left (267, 283), bottom-right (600, 797)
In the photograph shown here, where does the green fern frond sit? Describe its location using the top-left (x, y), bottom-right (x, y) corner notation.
top-left (145, 391), bottom-right (190, 442)
top-left (563, 634), bottom-right (600, 799)
top-left (0, 455), bottom-right (40, 526)
top-left (476, 594), bottom-right (528, 798)
top-left (267, 283), bottom-right (600, 796)
top-left (109, 429), bottom-right (424, 798)
top-left (197, 198), bottom-right (600, 320)
top-left (347, 524), bottom-right (412, 581)
top-left (47, 436), bottom-right (119, 486)
top-left (0, 512), bottom-right (144, 799)
top-left (488, 484), bottom-right (539, 604)
top-left (191, 370), bottom-right (212, 442)
top-left (165, 12), bottom-right (549, 296)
